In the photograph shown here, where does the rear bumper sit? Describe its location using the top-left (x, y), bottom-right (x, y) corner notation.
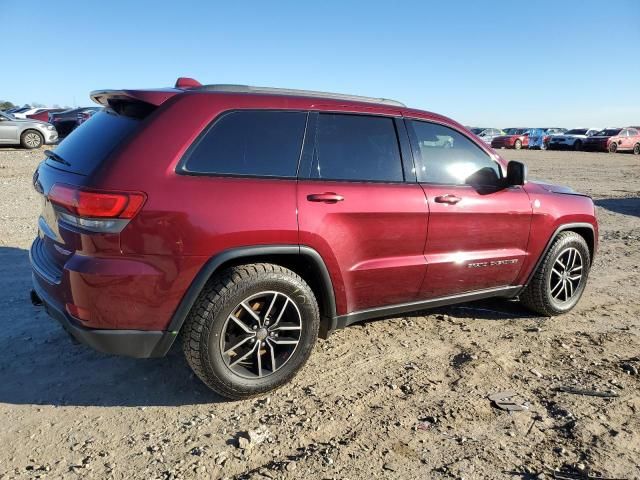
top-left (31, 275), bottom-right (176, 358)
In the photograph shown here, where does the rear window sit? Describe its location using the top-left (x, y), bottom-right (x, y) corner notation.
top-left (182, 111), bottom-right (307, 177)
top-left (46, 110), bottom-right (142, 175)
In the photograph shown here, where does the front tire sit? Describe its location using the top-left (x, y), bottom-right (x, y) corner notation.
top-left (608, 142), bottom-right (618, 153)
top-left (20, 130), bottom-right (43, 149)
top-left (573, 140), bottom-right (582, 151)
top-left (182, 263), bottom-right (320, 399)
top-left (633, 143), bottom-right (640, 155)
top-left (514, 139), bottom-right (522, 150)
top-left (520, 232), bottom-right (591, 316)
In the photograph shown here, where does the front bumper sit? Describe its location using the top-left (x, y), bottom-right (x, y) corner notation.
top-left (582, 143), bottom-right (608, 152)
top-left (31, 276), bottom-right (176, 358)
top-left (42, 129), bottom-right (58, 144)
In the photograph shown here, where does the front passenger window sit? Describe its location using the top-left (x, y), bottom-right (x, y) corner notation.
top-left (409, 120), bottom-right (502, 186)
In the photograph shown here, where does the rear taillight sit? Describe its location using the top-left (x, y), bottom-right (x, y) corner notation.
top-left (49, 183), bottom-right (146, 233)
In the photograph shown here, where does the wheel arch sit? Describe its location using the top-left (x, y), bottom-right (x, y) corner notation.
top-left (166, 245), bottom-right (338, 339)
top-left (522, 222), bottom-right (596, 289)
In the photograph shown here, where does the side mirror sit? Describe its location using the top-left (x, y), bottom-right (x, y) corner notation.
top-left (506, 161), bottom-right (527, 186)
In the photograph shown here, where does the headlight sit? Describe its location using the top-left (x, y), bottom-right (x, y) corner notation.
top-left (45, 125), bottom-right (54, 130)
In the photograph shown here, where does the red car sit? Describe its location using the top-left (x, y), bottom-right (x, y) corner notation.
top-left (491, 128), bottom-right (530, 149)
top-left (30, 78), bottom-right (598, 399)
top-left (606, 127), bottom-right (640, 154)
top-left (26, 108), bottom-right (65, 122)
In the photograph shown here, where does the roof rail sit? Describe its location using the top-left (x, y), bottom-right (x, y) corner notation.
top-left (187, 84), bottom-right (406, 107)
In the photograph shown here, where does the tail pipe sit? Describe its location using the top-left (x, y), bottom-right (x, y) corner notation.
top-left (30, 289), bottom-right (43, 307)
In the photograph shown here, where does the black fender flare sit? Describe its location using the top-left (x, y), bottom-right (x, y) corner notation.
top-left (166, 245), bottom-right (338, 336)
top-left (521, 222), bottom-right (596, 290)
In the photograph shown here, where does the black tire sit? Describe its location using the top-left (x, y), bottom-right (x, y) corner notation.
top-left (514, 139), bottom-right (522, 150)
top-left (573, 140), bottom-right (582, 151)
top-left (633, 143), bottom-right (640, 155)
top-left (608, 142), bottom-right (618, 153)
top-left (20, 130), bottom-right (43, 149)
top-left (182, 263), bottom-right (320, 399)
top-left (520, 231), bottom-right (591, 316)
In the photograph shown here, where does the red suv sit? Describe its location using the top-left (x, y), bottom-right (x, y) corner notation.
top-left (30, 78), bottom-right (598, 399)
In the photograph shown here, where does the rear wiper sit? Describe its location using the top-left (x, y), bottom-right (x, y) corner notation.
top-left (44, 149), bottom-right (71, 166)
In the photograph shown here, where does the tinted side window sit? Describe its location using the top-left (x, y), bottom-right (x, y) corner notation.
top-left (183, 111), bottom-right (307, 177)
top-left (311, 114), bottom-right (403, 182)
top-left (409, 120), bottom-right (501, 185)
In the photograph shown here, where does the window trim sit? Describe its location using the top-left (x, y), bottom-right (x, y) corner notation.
top-left (404, 117), bottom-right (505, 187)
top-left (297, 111), bottom-right (409, 184)
top-left (176, 109), bottom-right (310, 180)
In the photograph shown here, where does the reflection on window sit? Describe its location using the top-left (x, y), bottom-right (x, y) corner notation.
top-left (410, 120), bottom-right (501, 185)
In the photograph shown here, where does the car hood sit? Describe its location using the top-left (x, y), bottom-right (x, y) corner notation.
top-left (553, 134), bottom-right (585, 140)
top-left (529, 180), bottom-right (589, 197)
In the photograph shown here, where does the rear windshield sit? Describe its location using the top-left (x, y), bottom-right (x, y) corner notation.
top-left (46, 110), bottom-right (142, 175)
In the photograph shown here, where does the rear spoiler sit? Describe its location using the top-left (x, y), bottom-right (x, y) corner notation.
top-left (90, 89), bottom-right (180, 107)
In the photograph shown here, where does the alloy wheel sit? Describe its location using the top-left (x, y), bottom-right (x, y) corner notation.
top-left (219, 291), bottom-right (302, 379)
top-left (24, 132), bottom-right (41, 148)
top-left (549, 247), bottom-right (583, 304)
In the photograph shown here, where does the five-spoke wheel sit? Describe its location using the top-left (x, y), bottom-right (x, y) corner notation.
top-left (221, 291), bottom-right (302, 379)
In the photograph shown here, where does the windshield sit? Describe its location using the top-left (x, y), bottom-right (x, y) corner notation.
top-left (594, 129), bottom-right (622, 136)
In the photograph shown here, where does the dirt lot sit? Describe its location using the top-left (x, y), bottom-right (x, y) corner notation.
top-left (0, 147), bottom-right (638, 480)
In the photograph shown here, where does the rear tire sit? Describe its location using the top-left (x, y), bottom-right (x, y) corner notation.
top-left (520, 232), bottom-right (591, 316)
top-left (182, 263), bottom-right (320, 400)
top-left (20, 130), bottom-right (43, 149)
top-left (514, 139), bottom-right (522, 150)
top-left (573, 140), bottom-right (582, 151)
top-left (608, 142), bottom-right (618, 153)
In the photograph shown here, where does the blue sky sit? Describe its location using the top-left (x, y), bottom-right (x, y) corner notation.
top-left (2, 0), bottom-right (639, 127)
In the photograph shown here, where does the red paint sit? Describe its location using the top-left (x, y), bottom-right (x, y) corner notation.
top-left (30, 83), bottom-right (598, 332)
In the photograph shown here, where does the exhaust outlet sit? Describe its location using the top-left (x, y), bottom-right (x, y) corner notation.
top-left (30, 289), bottom-right (43, 307)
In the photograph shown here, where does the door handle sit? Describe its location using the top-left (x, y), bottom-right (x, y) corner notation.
top-left (307, 192), bottom-right (344, 203)
top-left (434, 194), bottom-right (461, 205)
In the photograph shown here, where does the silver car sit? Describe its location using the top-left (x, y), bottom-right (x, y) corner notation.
top-left (470, 127), bottom-right (504, 145)
top-left (0, 111), bottom-right (58, 149)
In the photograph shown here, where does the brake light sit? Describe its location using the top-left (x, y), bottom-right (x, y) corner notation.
top-left (50, 184), bottom-right (145, 218)
top-left (48, 184), bottom-right (146, 233)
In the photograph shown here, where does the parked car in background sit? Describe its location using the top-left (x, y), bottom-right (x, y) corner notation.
top-left (49, 107), bottom-right (101, 137)
top-left (6, 106), bottom-right (31, 115)
top-left (0, 111), bottom-right (58, 148)
top-left (13, 108), bottom-right (53, 119)
top-left (29, 77), bottom-right (598, 399)
top-left (605, 128), bottom-right (640, 154)
top-left (547, 128), bottom-right (600, 151)
top-left (27, 108), bottom-right (66, 122)
top-left (76, 108), bottom-right (101, 126)
top-left (528, 128), bottom-right (567, 150)
top-left (491, 128), bottom-right (530, 149)
top-left (582, 128), bottom-right (623, 152)
top-left (470, 127), bottom-right (505, 145)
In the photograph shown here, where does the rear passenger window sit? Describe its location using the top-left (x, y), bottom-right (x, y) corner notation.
top-left (409, 120), bottom-right (501, 186)
top-left (183, 111), bottom-right (307, 177)
top-left (311, 114), bottom-right (403, 182)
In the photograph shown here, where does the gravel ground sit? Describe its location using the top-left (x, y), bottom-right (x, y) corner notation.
top-left (0, 146), bottom-right (638, 480)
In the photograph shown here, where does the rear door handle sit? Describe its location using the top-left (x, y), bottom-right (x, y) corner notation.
top-left (434, 194), bottom-right (461, 205)
top-left (307, 192), bottom-right (344, 203)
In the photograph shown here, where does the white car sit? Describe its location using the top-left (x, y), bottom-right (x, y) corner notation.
top-left (12, 108), bottom-right (54, 119)
top-left (547, 128), bottom-right (600, 151)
